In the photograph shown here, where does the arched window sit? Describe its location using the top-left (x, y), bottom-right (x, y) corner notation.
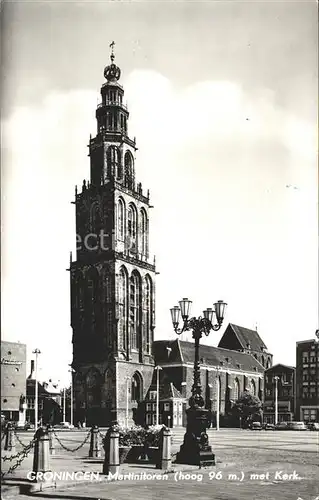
top-left (261, 355), bottom-right (265, 367)
top-left (234, 378), bottom-right (240, 401)
top-left (140, 209), bottom-right (148, 257)
top-left (117, 198), bottom-right (125, 241)
top-left (131, 372), bottom-right (143, 402)
top-left (85, 268), bottom-right (99, 333)
top-left (118, 267), bottom-right (128, 351)
top-left (127, 204), bottom-right (137, 252)
top-left (130, 272), bottom-right (141, 350)
top-left (86, 369), bottom-right (101, 406)
top-left (215, 376), bottom-right (221, 412)
top-left (124, 151), bottom-right (134, 189)
top-left (143, 275), bottom-right (152, 354)
top-left (266, 358), bottom-right (271, 369)
top-left (90, 202), bottom-right (101, 233)
top-left (106, 146), bottom-right (121, 179)
top-left (250, 380), bottom-right (256, 396)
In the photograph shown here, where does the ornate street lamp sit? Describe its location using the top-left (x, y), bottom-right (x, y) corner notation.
top-left (170, 297), bottom-right (227, 466)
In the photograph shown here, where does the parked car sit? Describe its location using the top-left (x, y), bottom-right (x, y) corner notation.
top-left (263, 423), bottom-right (275, 430)
top-left (53, 422), bottom-right (74, 430)
top-left (307, 422), bottom-right (319, 431)
top-left (15, 422), bottom-right (34, 431)
top-left (287, 421), bottom-right (307, 431)
top-left (250, 421), bottom-right (262, 430)
top-left (275, 422), bottom-right (289, 430)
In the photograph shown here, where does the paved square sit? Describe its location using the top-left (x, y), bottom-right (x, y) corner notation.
top-left (2, 428), bottom-right (318, 500)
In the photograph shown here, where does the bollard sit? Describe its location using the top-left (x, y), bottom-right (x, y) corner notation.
top-left (32, 426), bottom-right (51, 478)
top-left (159, 426), bottom-right (172, 471)
top-left (4, 422), bottom-right (16, 452)
top-left (47, 425), bottom-right (55, 455)
top-left (89, 425), bottom-right (101, 458)
top-left (103, 426), bottom-right (119, 475)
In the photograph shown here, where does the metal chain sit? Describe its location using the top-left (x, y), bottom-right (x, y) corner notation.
top-left (1, 447), bottom-right (27, 462)
top-left (52, 429), bottom-right (91, 452)
top-left (1, 440), bottom-right (35, 480)
top-left (13, 430), bottom-right (31, 449)
top-left (98, 430), bottom-right (106, 440)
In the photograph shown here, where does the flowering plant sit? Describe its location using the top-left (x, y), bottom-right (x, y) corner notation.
top-left (104, 424), bottom-right (165, 448)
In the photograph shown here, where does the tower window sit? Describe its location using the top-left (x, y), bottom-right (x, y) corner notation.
top-left (140, 209), bottom-right (148, 257)
top-left (127, 204), bottom-right (137, 252)
top-left (143, 275), bottom-right (152, 354)
top-left (117, 199), bottom-right (125, 241)
top-left (118, 267), bottom-right (127, 351)
top-left (130, 272), bottom-right (140, 350)
top-left (124, 151), bottom-right (134, 189)
top-left (106, 146), bottom-right (121, 179)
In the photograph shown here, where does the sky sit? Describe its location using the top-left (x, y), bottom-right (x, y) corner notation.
top-left (1, 0), bottom-right (318, 387)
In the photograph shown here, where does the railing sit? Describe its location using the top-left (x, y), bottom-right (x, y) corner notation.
top-left (97, 101), bottom-right (127, 110)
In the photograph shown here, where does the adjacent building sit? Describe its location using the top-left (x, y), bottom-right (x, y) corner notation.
top-left (263, 364), bottom-right (295, 423)
top-left (1, 341), bottom-right (27, 424)
top-left (26, 360), bottom-right (62, 425)
top-left (153, 338), bottom-right (265, 427)
top-left (295, 339), bottom-right (319, 423)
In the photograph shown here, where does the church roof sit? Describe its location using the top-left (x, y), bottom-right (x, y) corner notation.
top-left (219, 323), bottom-right (268, 353)
top-left (153, 339), bottom-right (264, 374)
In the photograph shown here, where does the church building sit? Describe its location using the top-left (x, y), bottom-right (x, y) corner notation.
top-left (71, 48), bottom-right (156, 426)
top-left (70, 49), bottom-right (272, 427)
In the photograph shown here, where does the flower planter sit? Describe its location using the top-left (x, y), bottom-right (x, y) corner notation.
top-left (125, 445), bottom-right (144, 463)
top-left (145, 446), bottom-right (160, 465)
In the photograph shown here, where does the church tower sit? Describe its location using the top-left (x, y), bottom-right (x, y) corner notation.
top-left (70, 46), bottom-right (156, 426)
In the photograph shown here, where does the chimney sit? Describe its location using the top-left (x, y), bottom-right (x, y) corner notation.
top-left (27, 360), bottom-right (35, 380)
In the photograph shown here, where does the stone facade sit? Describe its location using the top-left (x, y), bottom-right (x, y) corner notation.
top-left (1, 341), bottom-right (27, 423)
top-left (71, 54), bottom-right (155, 427)
top-left (295, 339), bottom-right (319, 423)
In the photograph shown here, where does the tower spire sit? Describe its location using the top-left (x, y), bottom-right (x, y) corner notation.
top-left (110, 41), bottom-right (115, 62)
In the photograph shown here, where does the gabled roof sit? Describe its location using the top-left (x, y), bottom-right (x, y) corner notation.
top-left (265, 363), bottom-right (295, 372)
top-left (146, 376), bottom-right (184, 401)
top-left (153, 339), bottom-right (264, 374)
top-left (219, 323), bottom-right (268, 353)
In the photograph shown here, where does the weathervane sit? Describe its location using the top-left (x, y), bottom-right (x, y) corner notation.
top-left (110, 41), bottom-right (115, 62)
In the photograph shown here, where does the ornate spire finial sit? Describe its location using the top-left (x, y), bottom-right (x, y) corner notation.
top-left (104, 41), bottom-right (121, 82)
top-left (110, 41), bottom-right (115, 62)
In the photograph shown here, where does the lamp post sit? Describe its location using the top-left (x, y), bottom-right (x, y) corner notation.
top-left (32, 348), bottom-right (41, 429)
top-left (125, 376), bottom-right (131, 428)
top-left (274, 376), bottom-right (279, 425)
top-left (215, 365), bottom-right (222, 431)
top-left (63, 387), bottom-right (66, 423)
top-left (155, 366), bottom-right (162, 426)
top-left (170, 297), bottom-right (227, 466)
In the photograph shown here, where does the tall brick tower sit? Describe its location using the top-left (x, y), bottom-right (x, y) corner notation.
top-left (70, 46), bottom-right (156, 426)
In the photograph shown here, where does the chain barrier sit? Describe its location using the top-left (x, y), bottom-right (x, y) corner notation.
top-left (13, 430), bottom-right (31, 449)
top-left (1, 439), bottom-right (35, 480)
top-left (52, 429), bottom-right (91, 453)
top-left (98, 430), bottom-right (106, 440)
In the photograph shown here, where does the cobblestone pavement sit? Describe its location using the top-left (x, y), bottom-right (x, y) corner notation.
top-left (1, 429), bottom-right (318, 500)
